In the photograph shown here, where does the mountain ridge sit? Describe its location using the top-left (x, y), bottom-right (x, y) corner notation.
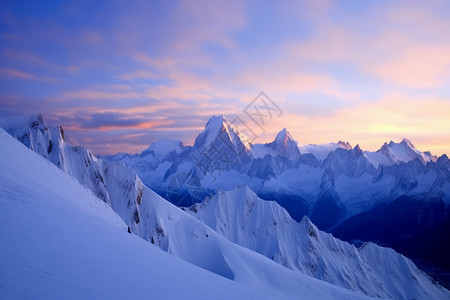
top-left (183, 185), bottom-right (449, 299)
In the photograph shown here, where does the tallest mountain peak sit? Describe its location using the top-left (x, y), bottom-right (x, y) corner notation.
top-left (207, 114), bottom-right (227, 124)
top-left (193, 115), bottom-right (252, 154)
top-left (204, 115), bottom-right (228, 133)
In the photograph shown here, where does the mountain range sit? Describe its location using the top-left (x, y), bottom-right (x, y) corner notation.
top-left (2, 126), bottom-right (385, 300)
top-left (1, 113), bottom-right (449, 299)
top-left (103, 115), bottom-right (450, 282)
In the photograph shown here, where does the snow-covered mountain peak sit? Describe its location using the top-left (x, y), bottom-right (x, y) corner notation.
top-left (188, 185), bottom-right (294, 232)
top-left (29, 113), bottom-right (46, 129)
top-left (193, 115), bottom-right (252, 156)
top-left (384, 138), bottom-right (416, 152)
top-left (322, 145), bottom-right (376, 178)
top-left (0, 113), bottom-right (65, 163)
top-left (1, 113), bottom-right (44, 132)
top-left (400, 138), bottom-right (416, 149)
top-left (264, 128), bottom-right (300, 160)
top-left (141, 139), bottom-right (184, 160)
top-left (337, 140), bottom-right (352, 150)
top-left (274, 128), bottom-right (293, 145)
top-left (298, 142), bottom-right (352, 161)
top-left (225, 184), bottom-right (255, 197)
top-left (203, 115), bottom-right (227, 134)
top-left (202, 115), bottom-right (235, 141)
top-left (207, 185), bottom-right (265, 206)
top-left (299, 215), bottom-right (319, 238)
top-left (353, 144), bottom-right (363, 156)
top-left (370, 138), bottom-right (437, 166)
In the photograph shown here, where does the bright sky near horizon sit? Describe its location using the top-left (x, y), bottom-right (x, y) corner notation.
top-left (0, 0), bottom-right (449, 155)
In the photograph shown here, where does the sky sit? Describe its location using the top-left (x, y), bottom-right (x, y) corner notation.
top-left (0, 0), bottom-right (449, 155)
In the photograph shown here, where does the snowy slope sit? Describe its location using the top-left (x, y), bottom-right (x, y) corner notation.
top-left (0, 128), bottom-right (255, 300)
top-left (185, 186), bottom-right (450, 299)
top-left (0, 128), bottom-right (378, 300)
top-left (1, 114), bottom-right (145, 230)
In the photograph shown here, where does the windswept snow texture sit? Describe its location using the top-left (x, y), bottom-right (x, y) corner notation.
top-left (185, 186), bottom-right (450, 299)
top-left (0, 128), bottom-right (381, 300)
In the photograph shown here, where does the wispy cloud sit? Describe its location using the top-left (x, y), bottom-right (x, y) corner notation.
top-left (273, 92), bottom-right (450, 156)
top-left (0, 67), bottom-right (58, 82)
top-left (64, 112), bottom-right (174, 131)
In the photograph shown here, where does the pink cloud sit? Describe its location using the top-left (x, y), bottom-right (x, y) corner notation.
top-left (117, 70), bottom-right (160, 80)
top-left (282, 3), bottom-right (450, 89)
top-left (0, 67), bottom-right (58, 82)
top-left (168, 0), bottom-right (247, 51)
top-left (65, 119), bottom-right (174, 132)
top-left (362, 33), bottom-right (450, 88)
top-left (2, 50), bottom-right (83, 75)
top-left (60, 89), bottom-right (142, 101)
top-left (273, 92), bottom-right (450, 156)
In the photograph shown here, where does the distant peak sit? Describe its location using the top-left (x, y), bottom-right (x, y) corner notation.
top-left (437, 154), bottom-right (449, 163)
top-left (275, 128), bottom-right (293, 142)
top-left (273, 128), bottom-right (296, 145)
top-left (141, 139), bottom-right (184, 158)
top-left (353, 144), bottom-right (363, 156)
top-left (377, 142), bottom-right (390, 153)
top-left (383, 139), bottom-right (416, 150)
top-left (337, 140), bottom-right (352, 150)
top-left (400, 138), bottom-right (416, 149)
